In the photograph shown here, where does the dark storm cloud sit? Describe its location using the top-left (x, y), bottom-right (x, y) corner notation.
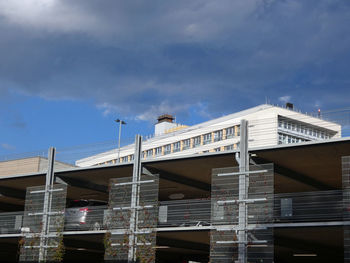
top-left (0, 0), bottom-right (349, 120)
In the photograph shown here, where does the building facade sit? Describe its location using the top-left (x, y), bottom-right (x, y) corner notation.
top-left (76, 104), bottom-right (341, 167)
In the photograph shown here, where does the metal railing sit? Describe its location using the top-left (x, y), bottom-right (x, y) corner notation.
top-left (0, 190), bottom-right (346, 235)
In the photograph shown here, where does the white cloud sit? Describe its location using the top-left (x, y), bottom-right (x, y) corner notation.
top-left (1, 143), bottom-right (15, 150)
top-left (0, 0), bottom-right (101, 33)
top-left (136, 101), bottom-right (190, 122)
top-left (97, 102), bottom-right (119, 117)
top-left (0, 0), bottom-right (349, 119)
top-left (278, 95), bottom-right (291, 103)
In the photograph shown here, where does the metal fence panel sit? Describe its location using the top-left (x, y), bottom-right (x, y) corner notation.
top-left (343, 156), bottom-right (350, 263)
top-left (19, 184), bottom-right (67, 262)
top-left (104, 175), bottom-right (159, 263)
top-left (210, 164), bottom-right (274, 263)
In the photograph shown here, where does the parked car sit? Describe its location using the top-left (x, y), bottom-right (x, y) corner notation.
top-left (64, 199), bottom-right (107, 230)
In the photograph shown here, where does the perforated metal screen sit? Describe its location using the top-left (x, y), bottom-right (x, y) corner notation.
top-left (343, 156), bottom-right (350, 262)
top-left (210, 164), bottom-right (274, 263)
top-left (19, 184), bottom-right (67, 262)
top-left (104, 175), bottom-right (159, 263)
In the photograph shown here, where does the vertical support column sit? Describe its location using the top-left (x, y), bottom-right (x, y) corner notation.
top-left (238, 120), bottom-right (249, 263)
top-left (210, 119), bottom-right (274, 263)
top-left (39, 147), bottom-right (56, 262)
top-left (105, 135), bottom-right (159, 263)
top-left (128, 135), bottom-right (143, 262)
top-left (20, 147), bottom-right (67, 263)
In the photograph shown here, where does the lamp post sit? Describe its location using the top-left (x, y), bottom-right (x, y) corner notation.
top-left (115, 119), bottom-right (126, 160)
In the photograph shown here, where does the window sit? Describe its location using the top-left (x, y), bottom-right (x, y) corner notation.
top-left (146, 149), bottom-right (153, 158)
top-left (182, 139), bottom-right (190, 150)
top-left (155, 147), bottom-right (162, 156)
top-left (122, 156), bottom-right (128, 163)
top-left (214, 130), bottom-right (223, 142)
top-left (236, 126), bottom-right (240, 136)
top-left (278, 120), bottom-right (283, 128)
top-left (214, 147), bottom-right (221, 152)
top-left (278, 134), bottom-right (283, 144)
top-left (130, 155), bottom-right (134, 161)
top-left (225, 145), bottom-right (234, 151)
top-left (203, 133), bottom-right (212, 145)
top-left (193, 136), bottom-right (201, 147)
top-left (279, 132), bottom-right (311, 145)
top-left (173, 142), bottom-right (180, 152)
top-left (164, 144), bottom-right (171, 155)
top-left (226, 127), bottom-right (235, 138)
top-left (281, 198), bottom-right (293, 217)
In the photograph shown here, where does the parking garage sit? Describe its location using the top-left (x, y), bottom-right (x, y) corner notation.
top-left (0, 138), bottom-right (349, 262)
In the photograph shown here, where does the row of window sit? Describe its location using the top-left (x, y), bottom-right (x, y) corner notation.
top-left (99, 126), bottom-right (240, 165)
top-left (278, 119), bottom-right (332, 139)
top-left (278, 133), bottom-right (310, 145)
top-left (148, 125), bottom-right (240, 157)
top-left (203, 144), bottom-right (239, 154)
top-left (214, 144), bottom-right (240, 152)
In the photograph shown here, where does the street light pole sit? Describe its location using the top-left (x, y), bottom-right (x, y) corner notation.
top-left (115, 119), bottom-right (126, 161)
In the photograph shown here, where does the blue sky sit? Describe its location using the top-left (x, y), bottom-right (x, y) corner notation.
top-left (0, 0), bottom-right (349, 157)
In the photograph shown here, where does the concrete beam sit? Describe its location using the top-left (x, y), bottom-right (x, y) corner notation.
top-left (275, 234), bottom-right (342, 257)
top-left (253, 157), bottom-right (335, 190)
top-left (157, 237), bottom-right (209, 252)
top-left (64, 238), bottom-right (104, 252)
top-left (145, 166), bottom-right (210, 192)
top-left (0, 201), bottom-right (23, 211)
top-left (57, 175), bottom-right (108, 193)
top-left (0, 186), bottom-right (26, 200)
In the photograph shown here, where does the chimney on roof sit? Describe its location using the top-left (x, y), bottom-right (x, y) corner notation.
top-left (286, 102), bottom-right (294, 110)
top-left (157, 114), bottom-right (174, 124)
top-left (155, 114), bottom-right (177, 136)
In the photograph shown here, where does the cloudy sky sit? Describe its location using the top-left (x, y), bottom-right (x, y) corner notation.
top-left (0, 0), bottom-right (349, 156)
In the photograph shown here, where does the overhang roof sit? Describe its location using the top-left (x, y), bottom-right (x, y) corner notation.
top-left (0, 137), bottom-right (349, 208)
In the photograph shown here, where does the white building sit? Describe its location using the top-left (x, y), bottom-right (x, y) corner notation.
top-left (76, 104), bottom-right (341, 167)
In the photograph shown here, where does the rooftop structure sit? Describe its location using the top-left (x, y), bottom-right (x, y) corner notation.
top-left (0, 156), bottom-right (74, 177)
top-left (76, 104), bottom-right (341, 167)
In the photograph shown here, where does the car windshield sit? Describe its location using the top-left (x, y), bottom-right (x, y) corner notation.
top-left (67, 200), bottom-right (107, 208)
top-left (67, 200), bottom-right (89, 208)
top-left (88, 200), bottom-right (107, 206)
